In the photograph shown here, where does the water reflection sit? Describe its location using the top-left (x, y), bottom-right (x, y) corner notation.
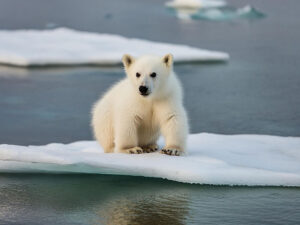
top-left (0, 174), bottom-right (299, 225)
top-left (95, 188), bottom-right (189, 225)
top-left (0, 174), bottom-right (190, 225)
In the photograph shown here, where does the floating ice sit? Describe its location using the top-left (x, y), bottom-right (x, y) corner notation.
top-left (192, 5), bottom-right (265, 21)
top-left (0, 28), bottom-right (229, 66)
top-left (169, 4), bottom-right (265, 21)
top-left (166, 0), bottom-right (227, 9)
top-left (0, 133), bottom-right (300, 186)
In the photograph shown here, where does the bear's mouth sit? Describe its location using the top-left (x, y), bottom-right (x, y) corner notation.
top-left (140, 92), bottom-right (150, 97)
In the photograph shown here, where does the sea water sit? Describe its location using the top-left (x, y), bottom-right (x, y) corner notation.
top-left (0, 0), bottom-right (300, 224)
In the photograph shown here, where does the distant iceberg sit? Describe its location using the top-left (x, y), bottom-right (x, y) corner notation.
top-left (0, 28), bottom-right (229, 66)
top-left (1, 133), bottom-right (300, 186)
top-left (192, 5), bottom-right (265, 21)
top-left (166, 0), bottom-right (227, 9)
top-left (168, 4), bottom-right (265, 21)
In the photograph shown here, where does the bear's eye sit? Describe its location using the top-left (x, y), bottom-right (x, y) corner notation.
top-left (136, 73), bottom-right (141, 78)
top-left (150, 72), bottom-right (156, 78)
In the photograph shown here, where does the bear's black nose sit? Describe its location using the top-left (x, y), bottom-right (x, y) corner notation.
top-left (139, 86), bottom-right (148, 95)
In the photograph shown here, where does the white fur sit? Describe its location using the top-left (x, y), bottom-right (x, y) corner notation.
top-left (91, 54), bottom-right (189, 155)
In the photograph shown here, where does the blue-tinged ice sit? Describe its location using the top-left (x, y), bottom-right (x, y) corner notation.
top-left (168, 4), bottom-right (265, 21)
top-left (192, 5), bottom-right (265, 21)
top-left (0, 133), bottom-right (300, 186)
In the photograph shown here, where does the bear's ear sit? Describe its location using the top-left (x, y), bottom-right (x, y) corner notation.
top-left (162, 54), bottom-right (173, 67)
top-left (122, 54), bottom-right (135, 69)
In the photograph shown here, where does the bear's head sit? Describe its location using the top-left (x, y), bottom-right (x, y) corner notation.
top-left (122, 54), bottom-right (173, 98)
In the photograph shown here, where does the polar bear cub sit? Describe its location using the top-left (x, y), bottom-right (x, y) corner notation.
top-left (91, 54), bottom-right (189, 156)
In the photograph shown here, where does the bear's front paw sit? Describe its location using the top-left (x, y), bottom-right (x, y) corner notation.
top-left (160, 148), bottom-right (183, 156)
top-left (142, 144), bottom-right (158, 153)
top-left (125, 146), bottom-right (144, 154)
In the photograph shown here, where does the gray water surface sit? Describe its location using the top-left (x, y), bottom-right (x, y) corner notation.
top-left (0, 0), bottom-right (300, 145)
top-left (1, 174), bottom-right (300, 225)
top-left (0, 0), bottom-right (300, 224)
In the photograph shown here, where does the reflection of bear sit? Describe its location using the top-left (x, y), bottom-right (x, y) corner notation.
top-left (96, 188), bottom-right (189, 225)
top-left (92, 54), bottom-right (189, 156)
top-left (0, 175), bottom-right (189, 225)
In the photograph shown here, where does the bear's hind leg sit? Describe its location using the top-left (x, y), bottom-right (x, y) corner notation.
top-left (115, 115), bottom-right (143, 154)
top-left (92, 111), bottom-right (114, 153)
top-left (95, 127), bottom-right (114, 153)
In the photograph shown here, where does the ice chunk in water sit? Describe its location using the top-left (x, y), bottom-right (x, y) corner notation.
top-left (0, 133), bottom-right (300, 186)
top-left (165, 0), bottom-right (227, 9)
top-left (0, 28), bottom-right (229, 66)
top-left (169, 4), bottom-right (265, 21)
top-left (193, 5), bottom-right (265, 21)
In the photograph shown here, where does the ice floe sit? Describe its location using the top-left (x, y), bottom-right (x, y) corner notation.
top-left (166, 0), bottom-right (227, 9)
top-left (0, 133), bottom-right (300, 186)
top-left (168, 3), bottom-right (265, 21)
top-left (0, 28), bottom-right (229, 66)
top-left (192, 5), bottom-right (265, 21)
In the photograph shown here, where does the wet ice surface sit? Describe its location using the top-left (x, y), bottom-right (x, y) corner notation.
top-left (191, 5), bottom-right (265, 21)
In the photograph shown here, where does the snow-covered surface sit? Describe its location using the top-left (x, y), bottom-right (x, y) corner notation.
top-left (0, 28), bottom-right (229, 66)
top-left (0, 133), bottom-right (300, 186)
top-left (166, 0), bottom-right (226, 9)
